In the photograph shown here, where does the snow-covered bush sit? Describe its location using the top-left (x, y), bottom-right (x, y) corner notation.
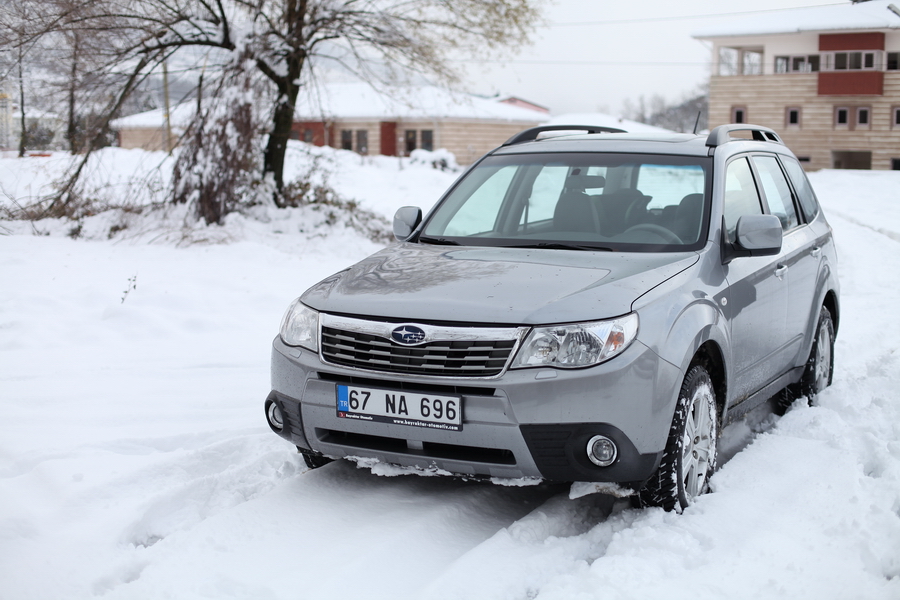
top-left (408, 148), bottom-right (460, 172)
top-left (170, 57), bottom-right (275, 225)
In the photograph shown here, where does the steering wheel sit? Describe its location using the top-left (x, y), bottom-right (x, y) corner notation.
top-left (621, 223), bottom-right (683, 244)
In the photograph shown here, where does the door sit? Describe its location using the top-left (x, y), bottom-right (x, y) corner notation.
top-left (721, 156), bottom-right (790, 401)
top-left (752, 154), bottom-right (820, 370)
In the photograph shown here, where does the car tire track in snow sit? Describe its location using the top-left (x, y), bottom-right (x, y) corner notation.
top-left (821, 208), bottom-right (900, 243)
top-left (415, 399), bottom-right (781, 600)
top-left (88, 457), bottom-right (561, 599)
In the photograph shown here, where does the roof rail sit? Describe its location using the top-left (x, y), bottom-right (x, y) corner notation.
top-left (503, 124), bottom-right (626, 147)
top-left (706, 124), bottom-right (783, 148)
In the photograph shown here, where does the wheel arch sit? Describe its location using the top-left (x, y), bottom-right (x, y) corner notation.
top-left (690, 341), bottom-right (727, 424)
top-left (823, 289), bottom-right (839, 336)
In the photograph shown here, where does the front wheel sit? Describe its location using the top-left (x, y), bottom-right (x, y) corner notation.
top-left (639, 364), bottom-right (719, 512)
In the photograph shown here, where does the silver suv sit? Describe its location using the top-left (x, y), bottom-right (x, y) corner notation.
top-left (265, 124), bottom-right (839, 512)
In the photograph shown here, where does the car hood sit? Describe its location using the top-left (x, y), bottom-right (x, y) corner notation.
top-left (301, 243), bottom-right (699, 325)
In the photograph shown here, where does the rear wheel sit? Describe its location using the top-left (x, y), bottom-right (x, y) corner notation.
top-left (639, 364), bottom-right (718, 512)
top-left (775, 306), bottom-right (835, 414)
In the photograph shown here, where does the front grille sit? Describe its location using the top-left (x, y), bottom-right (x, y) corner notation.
top-left (321, 326), bottom-right (517, 377)
top-left (318, 314), bottom-right (524, 378)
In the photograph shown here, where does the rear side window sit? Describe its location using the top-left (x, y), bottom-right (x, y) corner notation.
top-left (723, 157), bottom-right (763, 244)
top-left (781, 156), bottom-right (820, 221)
top-left (753, 155), bottom-right (799, 231)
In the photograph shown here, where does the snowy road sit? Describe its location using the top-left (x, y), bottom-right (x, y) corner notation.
top-left (1, 157), bottom-right (899, 599)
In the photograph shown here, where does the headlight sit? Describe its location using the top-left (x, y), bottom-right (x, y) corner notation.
top-left (279, 299), bottom-right (319, 351)
top-left (511, 313), bottom-right (638, 369)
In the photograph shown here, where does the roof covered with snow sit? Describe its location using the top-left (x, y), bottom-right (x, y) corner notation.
top-left (110, 103), bottom-right (196, 130)
top-left (294, 82), bottom-right (551, 123)
top-left (693, 0), bottom-right (900, 38)
top-left (547, 113), bottom-right (675, 134)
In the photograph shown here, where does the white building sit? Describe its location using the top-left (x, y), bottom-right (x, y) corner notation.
top-left (694, 0), bottom-right (900, 170)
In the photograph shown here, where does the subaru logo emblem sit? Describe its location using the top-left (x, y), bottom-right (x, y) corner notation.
top-left (391, 325), bottom-right (427, 346)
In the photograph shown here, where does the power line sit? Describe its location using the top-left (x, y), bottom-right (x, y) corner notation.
top-left (459, 59), bottom-right (708, 67)
top-left (548, 3), bottom-right (845, 27)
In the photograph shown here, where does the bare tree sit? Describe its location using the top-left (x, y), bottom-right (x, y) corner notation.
top-left (3, 0), bottom-right (543, 218)
top-left (623, 86), bottom-right (709, 134)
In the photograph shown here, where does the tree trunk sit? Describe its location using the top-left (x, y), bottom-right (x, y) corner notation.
top-left (261, 50), bottom-right (304, 207)
top-left (67, 37), bottom-right (79, 154)
top-left (263, 95), bottom-right (296, 200)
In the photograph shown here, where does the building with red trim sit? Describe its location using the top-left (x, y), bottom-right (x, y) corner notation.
top-left (694, 0), bottom-right (900, 170)
top-left (292, 82), bottom-right (549, 165)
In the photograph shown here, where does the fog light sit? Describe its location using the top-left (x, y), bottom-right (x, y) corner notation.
top-left (266, 400), bottom-right (284, 431)
top-left (587, 435), bottom-right (617, 467)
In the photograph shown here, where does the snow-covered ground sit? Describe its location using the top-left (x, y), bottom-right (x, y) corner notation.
top-left (1, 145), bottom-right (899, 600)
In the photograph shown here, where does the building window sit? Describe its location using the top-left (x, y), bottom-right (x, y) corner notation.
top-left (340, 130), bottom-right (353, 150)
top-left (356, 130), bottom-right (368, 155)
top-left (857, 107), bottom-right (871, 129)
top-left (786, 107), bottom-right (801, 128)
top-left (835, 107), bottom-right (849, 128)
top-left (832, 151), bottom-right (872, 170)
top-left (303, 129), bottom-right (314, 143)
top-left (889, 52), bottom-right (899, 70)
top-left (775, 55), bottom-right (820, 73)
top-left (719, 47), bottom-right (739, 76)
top-left (742, 50), bottom-right (763, 75)
top-left (421, 130), bottom-right (433, 152)
top-left (732, 106), bottom-right (747, 124)
top-left (718, 47), bottom-right (763, 75)
top-left (823, 50), bottom-right (881, 71)
top-left (892, 159), bottom-right (900, 171)
top-left (404, 129), bottom-right (417, 155)
top-left (893, 107), bottom-right (900, 128)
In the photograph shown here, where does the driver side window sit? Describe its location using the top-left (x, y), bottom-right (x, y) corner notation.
top-left (723, 157), bottom-right (763, 244)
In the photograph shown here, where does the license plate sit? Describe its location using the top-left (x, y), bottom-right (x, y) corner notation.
top-left (336, 384), bottom-right (462, 431)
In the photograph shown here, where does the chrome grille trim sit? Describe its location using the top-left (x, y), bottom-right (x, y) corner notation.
top-left (319, 314), bottom-right (526, 378)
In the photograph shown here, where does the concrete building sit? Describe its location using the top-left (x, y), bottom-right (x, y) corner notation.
top-left (292, 82), bottom-right (549, 165)
top-left (110, 103), bottom-right (194, 152)
top-left (694, 0), bottom-right (900, 170)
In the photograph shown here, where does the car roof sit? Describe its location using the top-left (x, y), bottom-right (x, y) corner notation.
top-left (491, 132), bottom-right (711, 158)
top-left (489, 124), bottom-right (789, 160)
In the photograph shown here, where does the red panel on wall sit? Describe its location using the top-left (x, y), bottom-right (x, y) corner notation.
top-left (380, 121), bottom-right (398, 156)
top-left (818, 71), bottom-right (884, 95)
top-left (819, 32), bottom-right (885, 51)
top-left (292, 121), bottom-right (329, 146)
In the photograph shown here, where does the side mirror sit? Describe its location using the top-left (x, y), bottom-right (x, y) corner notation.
top-left (736, 214), bottom-right (783, 254)
top-left (723, 214), bottom-right (783, 263)
top-left (393, 206), bottom-right (422, 241)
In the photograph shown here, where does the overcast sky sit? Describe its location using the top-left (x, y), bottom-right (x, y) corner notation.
top-left (462, 0), bottom-right (845, 116)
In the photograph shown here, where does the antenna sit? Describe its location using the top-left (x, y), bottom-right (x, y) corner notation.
top-left (693, 112), bottom-right (703, 135)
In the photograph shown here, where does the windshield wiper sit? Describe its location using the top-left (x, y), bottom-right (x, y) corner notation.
top-left (509, 242), bottom-right (614, 252)
top-left (417, 236), bottom-right (461, 246)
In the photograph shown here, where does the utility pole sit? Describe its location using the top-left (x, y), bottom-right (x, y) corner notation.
top-left (162, 60), bottom-right (173, 153)
top-left (18, 47), bottom-right (26, 158)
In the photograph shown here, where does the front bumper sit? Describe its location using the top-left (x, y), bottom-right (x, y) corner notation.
top-left (268, 336), bottom-right (681, 484)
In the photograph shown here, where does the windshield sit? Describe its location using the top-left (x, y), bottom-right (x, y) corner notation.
top-left (421, 153), bottom-right (711, 252)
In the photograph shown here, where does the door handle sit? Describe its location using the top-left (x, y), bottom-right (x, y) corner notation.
top-left (775, 264), bottom-right (788, 279)
top-left (811, 246), bottom-right (822, 258)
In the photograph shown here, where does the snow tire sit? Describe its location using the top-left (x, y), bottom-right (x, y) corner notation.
top-left (775, 306), bottom-right (835, 414)
top-left (639, 364), bottom-right (718, 513)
